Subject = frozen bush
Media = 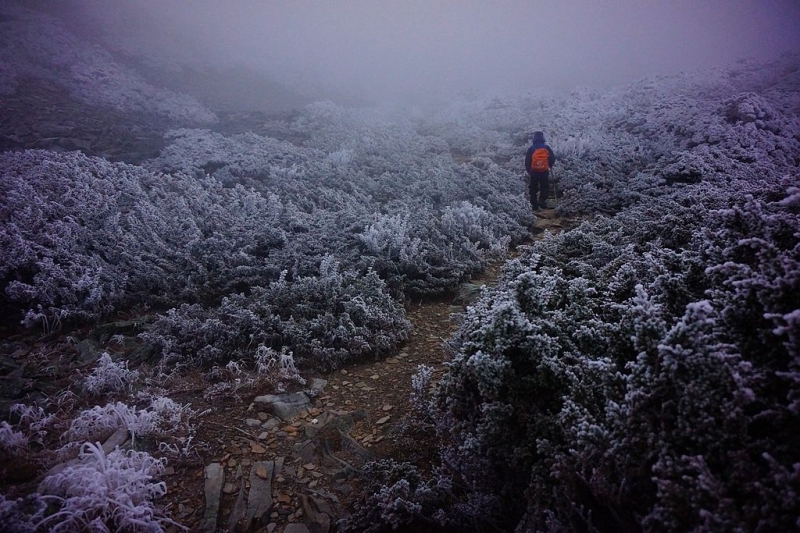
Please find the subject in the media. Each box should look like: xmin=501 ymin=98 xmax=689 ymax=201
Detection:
xmin=38 ymin=442 xmax=178 ymax=533
xmin=340 ymin=460 xmax=449 ymax=533
xmin=0 ymin=421 xmax=27 ymax=454
xmin=83 ymin=353 xmax=140 ymax=397
xmin=0 ymin=493 xmax=47 ymax=533
xmin=142 ymin=262 xmax=411 ymax=371
xmin=0 ymin=150 xmax=285 ymax=327
xmin=440 ymin=201 xmax=511 ymax=258
xmin=62 ymin=403 xmax=157 ymax=447
xmin=8 ymin=403 xmax=58 ymax=447
xmin=62 ymin=398 xmax=195 ymax=451
xmin=422 ymin=179 xmax=799 ymax=531
xmin=410 ymin=364 xmax=435 ymax=414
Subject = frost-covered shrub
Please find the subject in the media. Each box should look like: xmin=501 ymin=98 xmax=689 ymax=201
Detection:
xmin=254 ymin=345 xmax=305 ymax=385
xmin=83 ymin=353 xmax=140 ymax=397
xmin=7 ymin=403 xmax=59 ymax=448
xmin=546 ymin=53 xmax=800 ymax=217
xmin=419 ymin=178 xmax=800 ymax=531
xmin=146 ymin=128 xmax=316 ymax=180
xmin=410 ymin=364 xmax=435 ymax=415
xmin=356 ymin=210 xmax=452 ymax=295
xmin=0 ymin=421 xmax=27 ymax=454
xmin=340 ymin=460 xmax=449 ymax=533
xmin=37 ymin=442 xmax=177 ymax=533
xmin=2 ymin=92 xmax=539 ymax=333
xmin=61 ymin=403 xmax=157 ymax=447
xmin=148 ymin=115 xmax=532 ymax=297
xmin=354 ymin=190 xmax=525 ymax=296
xmin=370 ymin=62 xmax=800 ymax=529
xmin=0 ymin=396 xmax=190 ymax=531
xmin=0 ymin=150 xmax=285 ymax=327
xmin=724 ymin=92 xmax=778 ymax=128
xmin=441 ymin=201 xmax=511 ymax=257
xmin=62 ymin=398 xmax=194 ymax=451
xmin=0 ymin=493 xmax=48 ymax=533
xmin=142 ymin=261 xmax=411 ymax=371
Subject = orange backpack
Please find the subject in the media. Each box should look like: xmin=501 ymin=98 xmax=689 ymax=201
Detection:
xmin=531 ymin=148 xmax=550 ymax=172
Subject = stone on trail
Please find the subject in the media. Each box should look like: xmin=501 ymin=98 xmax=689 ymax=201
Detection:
xmin=202 ymin=463 xmax=224 ymax=533
xmin=301 ymin=493 xmax=334 ymax=533
xmin=264 ymin=418 xmax=281 ymax=430
xmin=284 ymin=524 xmax=311 ymax=533
xmin=227 ymin=465 xmax=247 ymax=532
xmin=254 ymin=391 xmax=311 ymax=420
xmin=255 ymin=463 xmax=270 ymax=479
xmin=101 ymin=427 xmax=130 ymax=454
xmin=251 ymin=443 xmax=267 ymax=454
xmin=244 ymin=460 xmax=275 ymax=531
xmin=309 ymin=377 xmax=328 ymax=392
xmin=76 ymin=338 xmax=102 ymax=364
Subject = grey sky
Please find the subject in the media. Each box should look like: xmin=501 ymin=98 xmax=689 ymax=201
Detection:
xmin=72 ymin=0 xmax=800 ymax=103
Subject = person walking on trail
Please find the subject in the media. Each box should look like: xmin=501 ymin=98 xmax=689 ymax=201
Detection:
xmin=525 ymin=131 xmax=555 ymax=210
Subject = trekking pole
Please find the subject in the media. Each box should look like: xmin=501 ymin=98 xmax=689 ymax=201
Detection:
xmin=524 ymin=172 xmax=531 ymax=205
xmin=552 ymin=167 xmax=560 ymax=208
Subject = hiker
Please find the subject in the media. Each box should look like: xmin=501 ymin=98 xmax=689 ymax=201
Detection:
xmin=524 ymin=131 xmax=555 ymax=210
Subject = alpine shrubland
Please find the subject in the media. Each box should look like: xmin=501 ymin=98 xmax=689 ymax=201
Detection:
xmin=341 ymin=54 xmax=800 ymax=532
xmin=0 ymin=5 xmax=798 ymax=529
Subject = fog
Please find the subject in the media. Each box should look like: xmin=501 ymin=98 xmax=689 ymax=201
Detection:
xmin=67 ymin=0 xmax=800 ymax=105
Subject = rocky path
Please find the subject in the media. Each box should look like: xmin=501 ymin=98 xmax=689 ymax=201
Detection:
xmin=0 ymin=207 xmax=567 ymax=533
xmin=158 ymin=208 xmax=568 ymax=533
xmin=162 ymin=288 xmax=468 ymax=533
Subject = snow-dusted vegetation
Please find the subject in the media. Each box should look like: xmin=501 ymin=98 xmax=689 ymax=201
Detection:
xmin=422 ymin=188 xmax=799 ymax=531
xmin=0 ymin=4 xmax=798 ymax=526
xmin=0 ymin=3 xmax=216 ymax=123
xmin=341 ymin=54 xmax=800 ymax=532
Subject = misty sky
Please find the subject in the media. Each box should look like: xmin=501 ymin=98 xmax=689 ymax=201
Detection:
xmin=73 ymin=0 xmax=800 ymax=102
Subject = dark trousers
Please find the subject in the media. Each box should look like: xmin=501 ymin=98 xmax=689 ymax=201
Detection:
xmin=528 ymin=171 xmax=549 ymax=208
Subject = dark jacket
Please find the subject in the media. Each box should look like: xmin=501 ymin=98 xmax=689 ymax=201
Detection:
xmin=525 ymin=140 xmax=555 ymax=173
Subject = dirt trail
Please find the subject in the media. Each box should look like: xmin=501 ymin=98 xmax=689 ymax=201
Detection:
xmin=151 ymin=208 xmax=569 ymax=532
xmin=0 ymin=210 xmax=569 ymax=533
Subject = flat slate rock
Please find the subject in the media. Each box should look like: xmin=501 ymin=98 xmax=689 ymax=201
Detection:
xmin=227 ymin=465 xmax=247 ymax=532
xmin=253 ymin=391 xmax=311 ymax=420
xmin=203 ymin=463 xmax=224 ymax=533
xmin=244 ymin=460 xmax=274 ymax=531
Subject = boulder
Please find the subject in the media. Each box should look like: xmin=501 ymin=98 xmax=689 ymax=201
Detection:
xmin=253 ymin=392 xmax=311 ymax=420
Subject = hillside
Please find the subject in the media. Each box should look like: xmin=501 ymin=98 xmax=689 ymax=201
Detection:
xmin=0 ymin=3 xmax=799 ymax=531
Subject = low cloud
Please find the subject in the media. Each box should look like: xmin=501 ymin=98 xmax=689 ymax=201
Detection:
xmin=67 ymin=0 xmax=800 ymax=103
